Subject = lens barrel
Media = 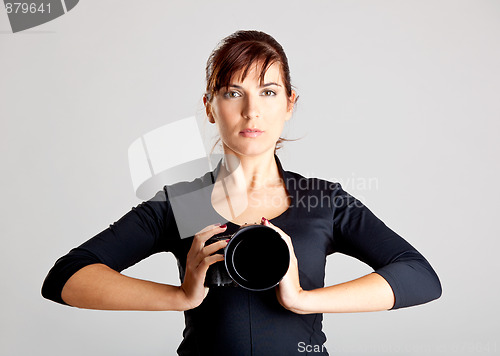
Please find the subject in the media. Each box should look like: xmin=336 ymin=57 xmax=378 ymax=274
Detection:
xmin=205 ymin=225 xmax=290 ymax=291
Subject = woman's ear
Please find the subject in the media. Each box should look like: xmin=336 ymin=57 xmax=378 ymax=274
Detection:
xmin=203 ymin=95 xmax=215 ymax=123
xmin=287 ymin=90 xmax=297 ymax=113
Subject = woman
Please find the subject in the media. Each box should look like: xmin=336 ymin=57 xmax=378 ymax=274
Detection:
xmin=42 ymin=30 xmax=441 ymax=355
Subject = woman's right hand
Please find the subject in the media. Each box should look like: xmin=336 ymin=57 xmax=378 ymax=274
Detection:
xmin=179 ymin=223 xmax=228 ymax=310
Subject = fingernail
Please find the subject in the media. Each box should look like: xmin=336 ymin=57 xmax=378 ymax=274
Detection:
xmin=220 ymin=224 xmax=227 ymax=228
xmin=261 ymin=217 xmax=266 ymax=224
xmin=226 ymin=239 xmax=230 ymax=243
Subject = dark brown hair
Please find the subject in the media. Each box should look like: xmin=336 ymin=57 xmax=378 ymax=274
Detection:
xmin=205 ymin=30 xmax=298 ymax=153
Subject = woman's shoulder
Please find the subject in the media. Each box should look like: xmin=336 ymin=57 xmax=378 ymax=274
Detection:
xmin=160 ymin=170 xmax=222 ymax=239
xmin=282 ymin=168 xmax=343 ymax=195
xmin=276 ymin=155 xmax=342 ymax=195
xmin=161 ymin=170 xmax=214 ymax=199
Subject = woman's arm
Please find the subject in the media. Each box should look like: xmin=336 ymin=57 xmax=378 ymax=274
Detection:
xmin=264 ymin=219 xmax=394 ymax=314
xmin=41 ymin=187 xmax=229 ymax=311
xmin=263 ymin=183 xmax=442 ymax=314
xmin=278 ymin=271 xmax=395 ymax=314
xmin=60 ymin=263 xmax=188 ymax=311
xmin=57 ymin=224 xmax=229 ymax=311
xmin=42 ymin=189 xmax=173 ymax=306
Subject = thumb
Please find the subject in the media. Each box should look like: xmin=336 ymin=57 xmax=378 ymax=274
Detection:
xmin=261 ymin=217 xmax=294 ymax=254
xmin=261 ymin=217 xmax=282 ymax=235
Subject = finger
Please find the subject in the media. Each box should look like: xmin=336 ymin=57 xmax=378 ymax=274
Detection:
xmin=193 ymin=239 xmax=228 ymax=266
xmin=192 ymin=224 xmax=228 ymax=251
xmin=199 ymin=223 xmax=224 ymax=234
xmin=203 ymin=239 xmax=229 ymax=257
xmin=196 ymin=223 xmax=228 ymax=241
xmin=197 ymin=253 xmax=225 ymax=274
xmin=261 ymin=217 xmax=286 ymax=235
xmin=261 ymin=217 xmax=295 ymax=253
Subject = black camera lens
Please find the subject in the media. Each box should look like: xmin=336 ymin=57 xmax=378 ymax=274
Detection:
xmin=204 ymin=224 xmax=290 ymax=291
xmin=225 ymin=225 xmax=290 ymax=291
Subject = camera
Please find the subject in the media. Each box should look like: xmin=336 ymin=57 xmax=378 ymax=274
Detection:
xmin=205 ymin=224 xmax=290 ymax=291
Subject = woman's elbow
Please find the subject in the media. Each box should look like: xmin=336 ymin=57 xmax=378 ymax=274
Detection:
xmin=41 ymin=272 xmax=67 ymax=305
xmin=427 ymin=267 xmax=442 ymax=302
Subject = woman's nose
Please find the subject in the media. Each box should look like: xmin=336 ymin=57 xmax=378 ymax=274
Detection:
xmin=242 ymin=95 xmax=260 ymax=120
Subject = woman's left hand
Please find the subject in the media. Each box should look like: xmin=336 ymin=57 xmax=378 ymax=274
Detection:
xmin=261 ymin=217 xmax=304 ymax=313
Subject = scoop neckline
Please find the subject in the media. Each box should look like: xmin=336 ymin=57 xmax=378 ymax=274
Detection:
xmin=209 ymin=155 xmax=293 ymax=228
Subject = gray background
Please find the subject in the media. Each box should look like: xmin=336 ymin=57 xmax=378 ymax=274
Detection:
xmin=1 ymin=1 xmax=499 ymax=355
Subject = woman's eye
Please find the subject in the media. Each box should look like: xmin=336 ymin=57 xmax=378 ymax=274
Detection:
xmin=262 ymin=90 xmax=276 ymax=96
xmin=224 ymin=91 xmax=241 ymax=98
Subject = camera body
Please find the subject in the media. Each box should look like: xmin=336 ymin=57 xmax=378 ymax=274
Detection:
xmin=205 ymin=224 xmax=290 ymax=291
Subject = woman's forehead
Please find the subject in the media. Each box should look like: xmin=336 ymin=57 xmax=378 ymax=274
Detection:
xmin=230 ymin=61 xmax=283 ymax=85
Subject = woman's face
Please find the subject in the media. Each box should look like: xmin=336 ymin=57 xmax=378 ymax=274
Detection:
xmin=206 ymin=62 xmax=295 ymax=158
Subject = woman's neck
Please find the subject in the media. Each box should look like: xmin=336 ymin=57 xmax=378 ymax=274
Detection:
xmin=220 ymin=151 xmax=282 ymax=192
xmin=211 ymin=149 xmax=288 ymax=223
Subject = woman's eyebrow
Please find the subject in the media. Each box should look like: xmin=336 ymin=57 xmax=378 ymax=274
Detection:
xmin=262 ymin=82 xmax=281 ymax=88
xmin=228 ymin=82 xmax=282 ymax=88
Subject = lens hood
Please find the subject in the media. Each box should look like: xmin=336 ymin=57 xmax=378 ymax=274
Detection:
xmin=207 ymin=224 xmax=290 ymax=291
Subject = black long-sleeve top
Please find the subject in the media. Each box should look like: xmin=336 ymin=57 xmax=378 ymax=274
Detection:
xmin=42 ymin=155 xmax=441 ymax=355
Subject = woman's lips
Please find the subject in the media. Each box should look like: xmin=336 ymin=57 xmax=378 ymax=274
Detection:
xmin=239 ymin=129 xmax=263 ymax=138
